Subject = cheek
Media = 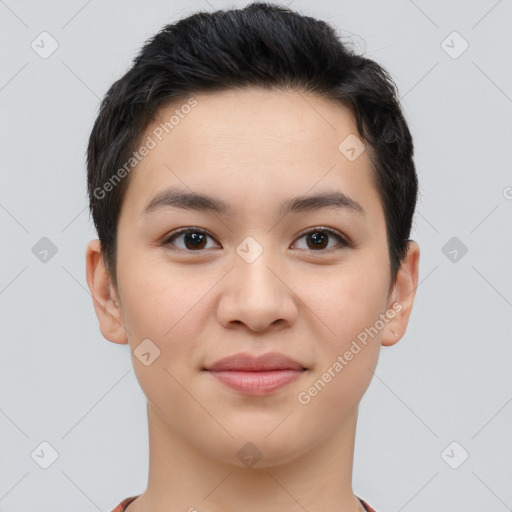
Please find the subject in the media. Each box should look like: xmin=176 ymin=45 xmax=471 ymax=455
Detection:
xmin=292 ymin=263 xmax=387 ymax=408
xmin=296 ymin=264 xmax=389 ymax=345
xmin=116 ymin=269 xmax=184 ymax=381
xmin=295 ymin=271 xmax=385 ymax=422
xmin=119 ymin=250 xmax=203 ymax=337
xmin=119 ymin=266 xmax=208 ymax=411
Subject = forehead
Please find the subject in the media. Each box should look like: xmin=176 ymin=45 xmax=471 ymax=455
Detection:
xmin=121 ymin=87 xmax=382 ymax=225
xmin=149 ymin=88 xmax=361 ymax=168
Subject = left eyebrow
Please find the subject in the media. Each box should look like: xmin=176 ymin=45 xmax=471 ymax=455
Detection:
xmin=279 ymin=190 xmax=365 ymax=217
xmin=142 ymin=186 xmax=365 ymax=218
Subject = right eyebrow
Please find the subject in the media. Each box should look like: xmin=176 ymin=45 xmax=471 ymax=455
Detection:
xmin=143 ymin=187 xmax=233 ymax=217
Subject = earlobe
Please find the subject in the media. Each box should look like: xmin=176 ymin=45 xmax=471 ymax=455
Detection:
xmin=381 ymin=240 xmax=420 ymax=347
xmin=85 ymin=239 xmax=129 ymax=345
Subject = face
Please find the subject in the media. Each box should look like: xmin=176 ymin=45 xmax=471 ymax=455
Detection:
xmin=88 ymin=87 xmax=417 ymax=468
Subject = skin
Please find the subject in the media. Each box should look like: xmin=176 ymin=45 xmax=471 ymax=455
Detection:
xmin=86 ymin=87 xmax=420 ymax=512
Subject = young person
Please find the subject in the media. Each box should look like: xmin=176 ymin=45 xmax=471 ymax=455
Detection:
xmin=85 ymin=3 xmax=420 ymax=511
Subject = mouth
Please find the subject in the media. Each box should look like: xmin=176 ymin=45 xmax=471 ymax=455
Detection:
xmin=203 ymin=352 xmax=308 ymax=395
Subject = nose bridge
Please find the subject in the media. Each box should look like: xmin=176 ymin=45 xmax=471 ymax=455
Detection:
xmin=234 ymin=235 xmax=282 ymax=305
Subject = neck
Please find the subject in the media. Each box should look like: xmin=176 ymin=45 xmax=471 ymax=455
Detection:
xmin=128 ymin=402 xmax=365 ymax=512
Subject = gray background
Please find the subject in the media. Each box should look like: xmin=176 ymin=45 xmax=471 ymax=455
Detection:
xmin=1 ymin=0 xmax=511 ymax=510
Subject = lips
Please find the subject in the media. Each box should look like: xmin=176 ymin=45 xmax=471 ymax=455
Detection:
xmin=204 ymin=352 xmax=307 ymax=372
xmin=203 ymin=352 xmax=308 ymax=395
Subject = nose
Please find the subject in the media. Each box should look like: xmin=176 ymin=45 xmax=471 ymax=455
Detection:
xmin=216 ymin=249 xmax=299 ymax=333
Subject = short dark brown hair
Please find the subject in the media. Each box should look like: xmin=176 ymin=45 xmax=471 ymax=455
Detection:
xmin=87 ymin=1 xmax=418 ymax=289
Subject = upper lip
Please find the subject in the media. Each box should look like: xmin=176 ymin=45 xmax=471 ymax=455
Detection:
xmin=204 ymin=352 xmax=307 ymax=372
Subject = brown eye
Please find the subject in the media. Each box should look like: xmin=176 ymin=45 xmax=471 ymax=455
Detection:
xmin=163 ymin=228 xmax=219 ymax=251
xmin=162 ymin=226 xmax=350 ymax=253
xmin=293 ymin=227 xmax=350 ymax=252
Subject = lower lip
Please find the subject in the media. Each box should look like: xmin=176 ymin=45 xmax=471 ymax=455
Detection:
xmin=206 ymin=370 xmax=305 ymax=395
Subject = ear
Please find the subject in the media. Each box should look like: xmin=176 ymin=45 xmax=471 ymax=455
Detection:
xmin=85 ymin=239 xmax=128 ymax=344
xmin=381 ymin=240 xmax=420 ymax=347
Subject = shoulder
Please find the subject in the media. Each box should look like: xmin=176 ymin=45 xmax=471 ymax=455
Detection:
xmin=358 ymin=497 xmax=379 ymax=512
xmin=110 ymin=495 xmax=139 ymax=512
xmin=111 ymin=495 xmax=376 ymax=512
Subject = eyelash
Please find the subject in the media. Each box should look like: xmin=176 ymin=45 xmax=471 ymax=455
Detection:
xmin=162 ymin=226 xmax=351 ymax=254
